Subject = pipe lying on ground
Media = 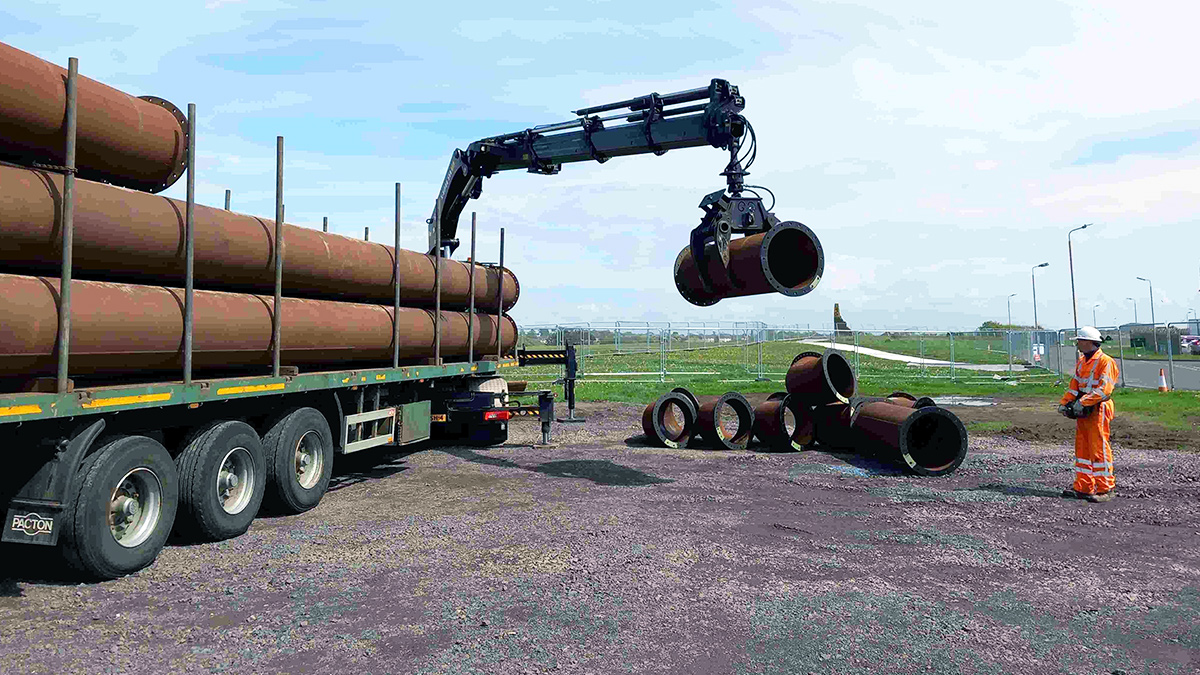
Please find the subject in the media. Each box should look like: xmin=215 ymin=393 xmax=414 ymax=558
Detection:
xmin=0 ymin=272 xmax=516 ymax=379
xmin=885 ymin=393 xmax=937 ymax=409
xmin=694 ymin=392 xmax=754 ymax=450
xmin=785 ymin=350 xmax=856 ymax=406
xmin=811 ymin=402 xmax=854 ymax=449
xmin=641 ymin=392 xmax=698 ymax=448
xmin=752 ymin=392 xmax=813 ymax=451
xmin=673 ymin=221 xmax=823 ymax=306
xmin=0 ymin=41 xmax=187 ymax=192
xmin=0 ymin=164 xmax=520 ymax=312
xmin=852 ymin=402 xmax=967 ymax=477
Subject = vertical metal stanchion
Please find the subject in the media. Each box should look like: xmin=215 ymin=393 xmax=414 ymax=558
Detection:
xmin=55 ymin=57 xmax=79 ymax=394
xmin=467 ymin=212 xmax=476 ymax=365
xmin=223 ymin=189 xmax=231 ymax=211
xmin=497 ymin=227 xmax=505 ymax=363
xmin=854 ymin=330 xmax=860 ymax=376
xmin=183 ymin=103 xmax=197 ymax=385
xmin=322 ymin=216 xmax=328 ymax=233
xmin=1118 ymin=330 xmax=1126 ymax=388
xmin=1007 ymin=330 xmax=1013 ymax=376
xmin=1167 ymin=323 xmax=1175 ymax=390
xmin=950 ymin=332 xmax=956 ymax=382
xmin=364 ymin=226 xmax=370 ymax=242
xmin=433 ymin=226 xmax=442 ymax=366
xmin=272 ymin=136 xmax=284 ymax=377
xmin=392 ymin=183 xmax=401 ymax=369
xmin=920 ymin=336 xmax=926 ymax=378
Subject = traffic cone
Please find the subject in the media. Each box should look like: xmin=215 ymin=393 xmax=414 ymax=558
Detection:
xmin=1158 ymin=368 xmax=1169 ymax=392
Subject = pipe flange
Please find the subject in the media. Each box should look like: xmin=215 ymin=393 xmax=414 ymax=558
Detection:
xmin=758 ymin=221 xmax=823 ymax=297
xmin=504 ymin=267 xmax=521 ymax=312
xmin=137 ymin=95 xmax=189 ymax=193
xmin=674 ymin=248 xmax=719 ymax=307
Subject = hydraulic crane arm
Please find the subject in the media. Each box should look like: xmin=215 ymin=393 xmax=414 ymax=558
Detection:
xmin=427 ymin=78 xmax=824 ymax=306
xmin=427 ymin=78 xmax=745 ymax=253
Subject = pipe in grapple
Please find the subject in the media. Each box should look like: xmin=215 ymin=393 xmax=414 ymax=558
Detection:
xmin=0 ymin=164 xmax=519 ymax=312
xmin=0 ymin=273 xmax=516 ymax=380
xmin=673 ymin=222 xmax=823 ymax=306
xmin=0 ymin=41 xmax=187 ymax=192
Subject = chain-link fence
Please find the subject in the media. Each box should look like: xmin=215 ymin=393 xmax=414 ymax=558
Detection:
xmin=512 ymin=320 xmax=1200 ymax=391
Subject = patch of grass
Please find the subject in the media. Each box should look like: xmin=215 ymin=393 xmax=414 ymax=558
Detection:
xmin=966 ymin=420 xmax=1015 ymax=434
xmin=855 ymin=334 xmax=1019 ymax=365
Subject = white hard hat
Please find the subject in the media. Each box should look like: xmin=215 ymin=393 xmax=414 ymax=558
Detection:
xmin=1075 ymin=326 xmax=1102 ymax=342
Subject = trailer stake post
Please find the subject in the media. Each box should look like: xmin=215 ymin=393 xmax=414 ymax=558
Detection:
xmin=183 ymin=103 xmax=197 ymax=385
xmin=224 ymin=189 xmax=231 ymax=211
xmin=364 ymin=226 xmax=370 ymax=242
xmin=322 ymin=216 xmax=328 ymax=233
xmin=393 ymin=183 xmax=401 ymax=369
xmin=497 ymin=227 xmax=505 ymax=363
xmin=468 ymin=212 xmax=476 ymax=366
xmin=434 ymin=224 xmax=442 ymax=366
xmin=55 ymin=57 xmax=79 ymax=395
xmin=272 ymin=136 xmax=284 ymax=378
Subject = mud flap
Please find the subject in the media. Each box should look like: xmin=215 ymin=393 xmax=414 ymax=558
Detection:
xmin=2 ymin=419 xmax=106 ymax=546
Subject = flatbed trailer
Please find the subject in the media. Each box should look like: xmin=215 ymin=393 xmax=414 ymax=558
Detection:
xmin=1 ymin=358 xmax=554 ymax=580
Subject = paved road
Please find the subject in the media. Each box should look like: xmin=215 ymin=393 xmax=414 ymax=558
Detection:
xmin=799 ymin=341 xmax=1030 ymax=372
xmin=1043 ymin=345 xmax=1200 ymax=391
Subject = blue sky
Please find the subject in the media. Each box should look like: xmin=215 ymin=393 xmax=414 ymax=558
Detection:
xmin=5 ymin=1 xmax=1200 ymax=330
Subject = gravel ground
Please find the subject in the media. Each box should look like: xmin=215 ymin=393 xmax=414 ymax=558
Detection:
xmin=1 ymin=401 xmax=1198 ymax=674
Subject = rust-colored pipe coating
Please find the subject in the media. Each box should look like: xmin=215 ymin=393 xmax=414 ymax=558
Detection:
xmin=752 ymin=392 xmax=813 ymax=451
xmin=785 ymin=350 xmax=856 ymax=406
xmin=673 ymin=221 xmax=823 ymax=307
xmin=852 ymin=402 xmax=967 ymax=477
xmin=641 ymin=392 xmax=697 ymax=449
xmin=0 ymin=272 xmax=517 ymax=379
xmin=0 ymin=164 xmax=519 ymax=312
xmin=0 ymin=41 xmax=187 ymax=192
xmin=694 ymin=392 xmax=754 ymax=450
xmin=810 ymin=402 xmax=854 ymax=449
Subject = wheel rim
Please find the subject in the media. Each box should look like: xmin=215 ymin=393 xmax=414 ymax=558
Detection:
xmin=294 ymin=430 xmax=323 ymax=490
xmin=109 ymin=468 xmax=163 ymax=548
xmin=217 ymin=446 xmax=256 ymax=515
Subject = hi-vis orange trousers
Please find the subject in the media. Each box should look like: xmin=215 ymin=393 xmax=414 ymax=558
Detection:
xmin=1073 ymin=400 xmax=1115 ymax=495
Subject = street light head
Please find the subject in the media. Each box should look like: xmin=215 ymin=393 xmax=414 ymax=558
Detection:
xmin=1137 ymin=276 xmax=1147 ymax=282
xmin=1009 ymin=293 xmax=1017 ymax=298
xmin=1037 ymin=262 xmax=1049 ymax=268
xmin=1082 ymin=223 xmax=1091 ymax=229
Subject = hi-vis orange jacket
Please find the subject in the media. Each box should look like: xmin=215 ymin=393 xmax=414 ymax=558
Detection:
xmin=1059 ymin=349 xmax=1118 ymax=407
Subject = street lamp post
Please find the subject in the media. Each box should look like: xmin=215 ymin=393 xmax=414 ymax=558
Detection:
xmin=1068 ymin=224 xmax=1091 ymax=333
xmin=1031 ymin=262 xmax=1049 ymax=328
xmin=1126 ymin=297 xmax=1138 ymax=324
xmin=1007 ymin=293 xmax=1016 ymax=375
xmin=1092 ymin=303 xmax=1099 ymax=327
xmin=1136 ymin=276 xmax=1157 ymax=353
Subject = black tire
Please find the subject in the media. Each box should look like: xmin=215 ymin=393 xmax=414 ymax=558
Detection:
xmin=175 ymin=421 xmax=265 ymax=541
xmin=262 ymin=407 xmax=334 ymax=514
xmin=61 ymin=436 xmax=179 ymax=580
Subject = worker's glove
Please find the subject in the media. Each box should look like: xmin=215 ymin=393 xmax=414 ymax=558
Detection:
xmin=1057 ymin=404 xmax=1069 ymax=417
xmin=1071 ymin=400 xmax=1087 ymax=418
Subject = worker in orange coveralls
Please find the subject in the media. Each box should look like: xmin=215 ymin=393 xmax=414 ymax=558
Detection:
xmin=1057 ymin=326 xmax=1119 ymax=503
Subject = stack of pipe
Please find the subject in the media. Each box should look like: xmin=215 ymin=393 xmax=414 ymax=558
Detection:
xmin=639 ymin=387 xmax=810 ymax=452
xmin=784 ymin=348 xmax=968 ymax=476
xmin=0 ymin=41 xmax=519 ymax=384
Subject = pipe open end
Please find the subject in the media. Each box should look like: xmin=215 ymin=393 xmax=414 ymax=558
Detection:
xmin=899 ymin=407 xmax=968 ymax=476
xmin=643 ymin=392 xmax=697 ymax=448
xmin=761 ymin=222 xmax=823 ymax=297
xmin=823 ymin=351 xmax=857 ymax=402
xmin=713 ymin=393 xmax=754 ymax=449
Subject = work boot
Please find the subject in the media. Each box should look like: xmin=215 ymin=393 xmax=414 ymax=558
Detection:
xmin=1061 ymin=488 xmax=1082 ymax=499
xmin=1085 ymin=492 xmax=1114 ymax=503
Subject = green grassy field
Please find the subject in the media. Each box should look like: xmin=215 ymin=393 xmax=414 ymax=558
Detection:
xmin=507 ymin=340 xmax=1200 ymax=433
xmin=855 ymin=333 xmax=1020 ymax=365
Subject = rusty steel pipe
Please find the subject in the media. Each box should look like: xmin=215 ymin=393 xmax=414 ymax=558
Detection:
xmin=0 ymin=41 xmax=187 ymax=192
xmin=0 ymin=272 xmax=517 ymax=380
xmin=810 ymin=402 xmax=854 ymax=449
xmin=885 ymin=393 xmax=937 ymax=409
xmin=751 ymin=392 xmax=813 ymax=451
xmin=852 ymin=402 xmax=968 ymax=477
xmin=0 ymin=164 xmax=519 ymax=312
xmin=785 ymin=350 xmax=856 ymax=406
xmin=673 ymin=221 xmax=823 ymax=306
xmin=641 ymin=391 xmax=698 ymax=449
xmin=694 ymin=392 xmax=754 ymax=450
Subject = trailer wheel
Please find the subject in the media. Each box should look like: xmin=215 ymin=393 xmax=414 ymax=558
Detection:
xmin=262 ymin=407 xmax=333 ymax=514
xmin=175 ymin=421 xmax=265 ymax=541
xmin=61 ymin=436 xmax=179 ymax=580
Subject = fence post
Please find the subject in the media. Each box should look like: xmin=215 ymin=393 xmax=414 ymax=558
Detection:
xmin=660 ymin=330 xmax=667 ymax=383
xmin=1007 ymin=330 xmax=1012 ymax=376
xmin=854 ymin=330 xmax=860 ymax=375
xmin=1167 ymin=322 xmax=1175 ymax=390
xmin=1118 ymin=327 xmax=1126 ymax=388
xmin=950 ymin=332 xmax=956 ymax=382
xmin=920 ymin=336 xmax=926 ymax=378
